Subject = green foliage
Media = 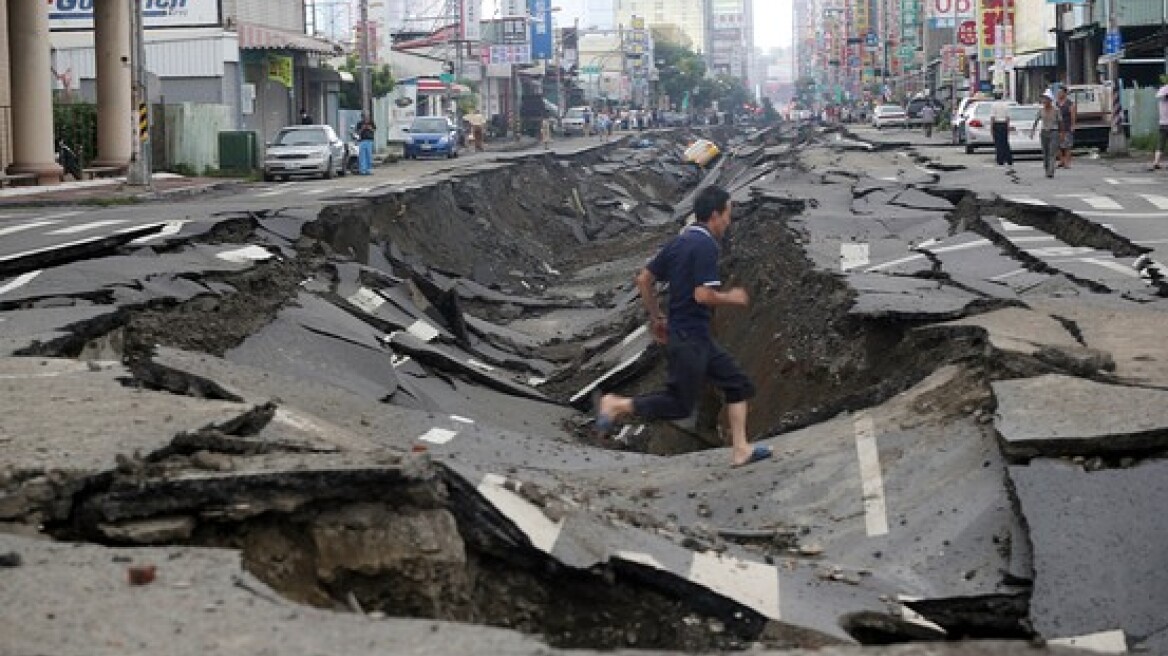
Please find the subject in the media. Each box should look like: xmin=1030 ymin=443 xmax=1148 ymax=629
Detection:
xmin=1129 ymin=133 xmax=1157 ymax=152
xmin=761 ymin=97 xmax=779 ymax=123
xmin=53 ymin=103 xmax=98 ymax=166
xmin=694 ymin=75 xmax=750 ymax=113
xmin=655 ymin=41 xmax=707 ymax=110
xmin=333 ymin=57 xmax=394 ymax=110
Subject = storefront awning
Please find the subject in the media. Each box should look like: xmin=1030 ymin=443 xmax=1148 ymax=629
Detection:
xmin=236 ymin=22 xmax=340 ymax=54
xmin=1014 ymin=49 xmax=1058 ymax=69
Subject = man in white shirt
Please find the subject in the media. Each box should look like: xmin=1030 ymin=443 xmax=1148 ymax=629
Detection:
xmin=1150 ymin=80 xmax=1168 ymax=171
xmin=990 ymin=94 xmax=1013 ymax=167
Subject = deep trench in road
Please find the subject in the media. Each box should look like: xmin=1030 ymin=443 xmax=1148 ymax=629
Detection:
xmin=12 ymin=127 xmax=1144 ymax=651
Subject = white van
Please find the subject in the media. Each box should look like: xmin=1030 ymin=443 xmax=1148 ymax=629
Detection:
xmin=561 ymin=106 xmax=591 ymax=135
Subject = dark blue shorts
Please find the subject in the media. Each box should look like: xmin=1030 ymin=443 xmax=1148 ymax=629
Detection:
xmin=632 ymin=331 xmax=755 ymax=420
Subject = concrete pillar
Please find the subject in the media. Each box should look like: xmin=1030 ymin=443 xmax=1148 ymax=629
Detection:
xmin=5 ymin=0 xmax=62 ymax=184
xmin=93 ymin=0 xmax=132 ymax=171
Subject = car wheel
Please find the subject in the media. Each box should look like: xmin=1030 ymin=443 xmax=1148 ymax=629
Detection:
xmin=323 ymin=158 xmax=334 ymax=180
xmin=263 ymin=172 xmax=274 ymax=182
xmin=965 ymin=144 xmax=974 ymax=154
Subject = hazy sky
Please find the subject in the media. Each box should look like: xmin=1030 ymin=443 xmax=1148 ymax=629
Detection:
xmin=486 ymin=0 xmax=793 ymax=50
xmin=753 ymin=0 xmax=793 ymax=50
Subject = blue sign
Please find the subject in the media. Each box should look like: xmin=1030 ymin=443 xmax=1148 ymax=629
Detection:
xmin=1104 ymin=31 xmax=1122 ymax=55
xmin=528 ymin=0 xmax=553 ymax=60
xmin=865 ymin=32 xmax=878 ymax=48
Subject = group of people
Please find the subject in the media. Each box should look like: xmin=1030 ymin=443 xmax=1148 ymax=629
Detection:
xmin=989 ymin=86 xmax=1077 ymax=173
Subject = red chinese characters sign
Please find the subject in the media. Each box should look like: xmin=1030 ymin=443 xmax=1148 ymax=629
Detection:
xmin=977 ymin=0 xmax=1014 ymax=61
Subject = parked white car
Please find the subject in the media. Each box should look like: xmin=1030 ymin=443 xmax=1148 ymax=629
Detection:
xmin=963 ymin=100 xmax=1022 ymax=153
xmin=871 ymin=104 xmax=907 ymax=129
xmin=263 ymin=125 xmax=347 ymax=182
xmin=561 ymin=106 xmax=591 ymax=135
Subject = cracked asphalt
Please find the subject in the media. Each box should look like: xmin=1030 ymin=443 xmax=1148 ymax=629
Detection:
xmin=1 ymin=123 xmax=1165 ymax=655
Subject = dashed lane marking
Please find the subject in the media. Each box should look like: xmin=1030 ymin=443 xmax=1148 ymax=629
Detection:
xmin=215 ymin=245 xmax=273 ymax=263
xmin=1072 ymin=195 xmax=1124 ymax=211
xmin=1003 ymin=196 xmax=1047 ymax=206
xmin=840 ymin=242 xmax=870 ymax=271
xmin=450 ymin=415 xmax=475 ymax=425
xmin=998 ymin=219 xmax=1029 ymax=231
xmin=990 ymin=268 xmax=1030 ymax=281
xmin=418 ymin=427 xmax=458 ymax=445
xmin=476 ymin=473 xmax=564 ymax=553
xmin=0 ymin=219 xmax=65 ymax=237
xmin=129 ymin=220 xmax=186 ymax=245
xmin=688 ymin=550 xmax=782 ymax=620
xmin=854 ymin=416 xmax=889 ymax=537
xmin=1138 ymin=193 xmax=1168 ymax=210
xmin=302 ymin=188 xmax=331 ymax=195
xmin=0 ymin=270 xmax=41 ymax=296
xmin=1104 ymin=177 xmax=1157 ymax=185
xmin=1072 ymin=257 xmax=1142 ymax=278
xmin=45 ymin=219 xmax=129 ymax=235
xmin=1049 ymin=630 xmax=1128 ymax=654
xmin=346 ymin=287 xmax=385 ymax=314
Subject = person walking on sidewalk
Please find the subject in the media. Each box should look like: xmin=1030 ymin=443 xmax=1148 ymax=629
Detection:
xmin=1030 ymin=91 xmax=1061 ymax=178
xmin=1055 ymin=86 xmax=1076 ymax=169
xmin=356 ymin=113 xmax=376 ymax=175
xmin=595 ymin=185 xmax=771 ymax=469
xmin=1149 ymin=80 xmax=1168 ymax=171
xmin=920 ymin=103 xmax=936 ymax=138
xmin=990 ymin=94 xmax=1014 ymax=168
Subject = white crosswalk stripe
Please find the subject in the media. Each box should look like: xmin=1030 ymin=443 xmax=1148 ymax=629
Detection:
xmin=1137 ymin=194 xmax=1168 ymax=210
xmin=0 ymin=219 xmax=63 ymax=237
xmin=1003 ymin=196 xmax=1047 ymax=206
xmin=1077 ymin=195 xmax=1123 ymax=210
xmin=45 ymin=219 xmax=129 ymax=235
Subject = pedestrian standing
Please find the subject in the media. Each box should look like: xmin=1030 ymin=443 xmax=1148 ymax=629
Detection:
xmin=540 ymin=116 xmax=552 ymax=150
xmin=299 ymin=108 xmax=314 ymax=125
xmin=1055 ymin=87 xmax=1076 ymax=168
xmin=990 ymin=95 xmax=1013 ymax=168
xmin=1030 ymin=91 xmax=1061 ymax=178
xmin=583 ymin=107 xmax=593 ymax=137
xmin=920 ymin=103 xmax=936 ymax=138
xmin=595 ymin=185 xmax=770 ymax=469
xmin=356 ymin=113 xmax=376 ymax=175
xmin=1149 ymin=81 xmax=1168 ymax=171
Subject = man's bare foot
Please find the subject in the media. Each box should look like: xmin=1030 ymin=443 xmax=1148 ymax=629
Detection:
xmin=731 ymin=444 xmax=773 ymax=468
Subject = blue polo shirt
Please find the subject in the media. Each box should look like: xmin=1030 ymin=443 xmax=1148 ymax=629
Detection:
xmin=645 ymin=224 xmax=720 ymax=339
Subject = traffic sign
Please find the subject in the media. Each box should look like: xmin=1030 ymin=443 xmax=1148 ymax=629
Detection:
xmin=957 ymin=20 xmax=977 ymax=46
xmin=865 ymin=32 xmax=878 ymax=48
xmin=439 ymin=73 xmax=454 ymax=83
xmin=581 ymin=65 xmax=601 ymax=74
xmin=1104 ymin=31 xmax=1122 ymax=55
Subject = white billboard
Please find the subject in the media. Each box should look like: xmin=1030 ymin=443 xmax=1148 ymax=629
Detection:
xmin=461 ymin=0 xmax=482 ymax=41
xmin=49 ymin=0 xmax=222 ymax=31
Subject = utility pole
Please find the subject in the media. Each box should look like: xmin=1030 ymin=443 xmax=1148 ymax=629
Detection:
xmin=1105 ymin=0 xmax=1128 ymax=154
xmin=127 ymin=0 xmax=151 ymax=187
xmin=360 ymin=0 xmax=372 ymax=118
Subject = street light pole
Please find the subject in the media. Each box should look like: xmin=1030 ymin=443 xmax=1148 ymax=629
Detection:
xmin=359 ymin=0 xmax=371 ymax=118
xmin=127 ymin=0 xmax=151 ymax=187
xmin=1105 ymin=0 xmax=1128 ymax=154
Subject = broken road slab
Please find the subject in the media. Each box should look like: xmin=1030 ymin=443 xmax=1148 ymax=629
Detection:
xmin=993 ymin=374 xmax=1168 ymax=458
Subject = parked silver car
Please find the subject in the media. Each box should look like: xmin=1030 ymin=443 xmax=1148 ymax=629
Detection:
xmin=263 ymin=125 xmax=347 ymax=181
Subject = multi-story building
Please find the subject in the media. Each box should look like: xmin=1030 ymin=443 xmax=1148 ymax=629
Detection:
xmin=706 ymin=0 xmax=753 ymax=83
xmin=614 ymin=0 xmax=706 ymax=54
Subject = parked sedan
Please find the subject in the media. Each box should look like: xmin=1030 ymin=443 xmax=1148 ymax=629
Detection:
xmin=403 ymin=116 xmax=460 ymax=159
xmin=963 ymin=100 xmax=1021 ymax=153
xmin=871 ymin=104 xmax=907 ymax=129
xmin=263 ymin=125 xmax=347 ymax=181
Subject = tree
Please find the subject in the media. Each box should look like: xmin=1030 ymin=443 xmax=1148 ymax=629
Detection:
xmin=654 ymin=41 xmax=706 ymax=110
xmin=693 ymin=74 xmax=749 ymax=114
xmin=333 ymin=55 xmax=394 ymax=110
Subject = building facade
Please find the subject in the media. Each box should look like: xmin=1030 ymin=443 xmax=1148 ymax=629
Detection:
xmin=614 ymin=0 xmax=705 ymax=53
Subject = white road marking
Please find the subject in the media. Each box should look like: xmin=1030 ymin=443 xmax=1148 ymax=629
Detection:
xmin=998 ymin=219 xmax=1029 ymax=232
xmin=477 ymin=473 xmax=564 ymax=553
xmin=129 ymin=220 xmax=186 ymax=244
xmin=1049 ymin=630 xmax=1127 ymax=654
xmin=347 ymin=287 xmax=386 ymax=314
xmin=688 ymin=550 xmax=782 ymax=620
xmin=418 ymin=427 xmax=458 ymax=445
xmin=618 ymin=324 xmax=648 ymax=347
xmin=896 ymin=595 xmax=948 ymax=634
xmin=0 ymin=270 xmax=41 ymax=296
xmin=1078 ymin=210 xmax=1168 ymax=218
xmin=1076 ymin=257 xmax=1142 ymax=277
xmin=466 ymin=358 xmax=495 ymax=373
xmin=614 ymin=550 xmax=665 ymax=569
xmin=990 ymin=268 xmax=1030 ymax=281
xmin=45 ymin=219 xmax=129 ymax=235
xmin=569 ymin=353 xmax=642 ymax=404
xmin=254 ymin=183 xmax=296 ymax=198
xmin=449 ymin=415 xmax=475 ymax=425
xmin=215 ymin=245 xmax=273 ymax=263
xmin=1104 ymin=177 xmax=1156 ymax=185
xmin=1138 ymin=193 xmax=1168 ymax=210
xmin=1075 ymin=195 xmax=1123 ymax=210
xmin=840 ymin=242 xmax=870 ymax=271
xmin=0 ymin=219 xmax=63 ymax=237
xmin=854 ymin=416 xmax=889 ymax=537
xmin=865 ymin=238 xmax=992 ymax=273
xmin=1003 ymin=196 xmax=1047 ymax=206
xmin=1024 ymin=246 xmax=1096 ymax=258
xmin=407 ymin=319 xmax=440 ymax=342
xmin=302 ymin=188 xmax=331 ymax=195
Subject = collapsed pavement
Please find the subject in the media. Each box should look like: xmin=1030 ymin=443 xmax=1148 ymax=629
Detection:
xmin=1 ymin=124 xmax=1165 ymax=655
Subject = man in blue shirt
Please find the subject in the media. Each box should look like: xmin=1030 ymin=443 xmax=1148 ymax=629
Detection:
xmin=596 ymin=185 xmax=770 ymax=467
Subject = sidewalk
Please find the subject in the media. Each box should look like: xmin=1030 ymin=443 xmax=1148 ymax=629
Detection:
xmin=0 ymin=172 xmax=237 ymax=208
